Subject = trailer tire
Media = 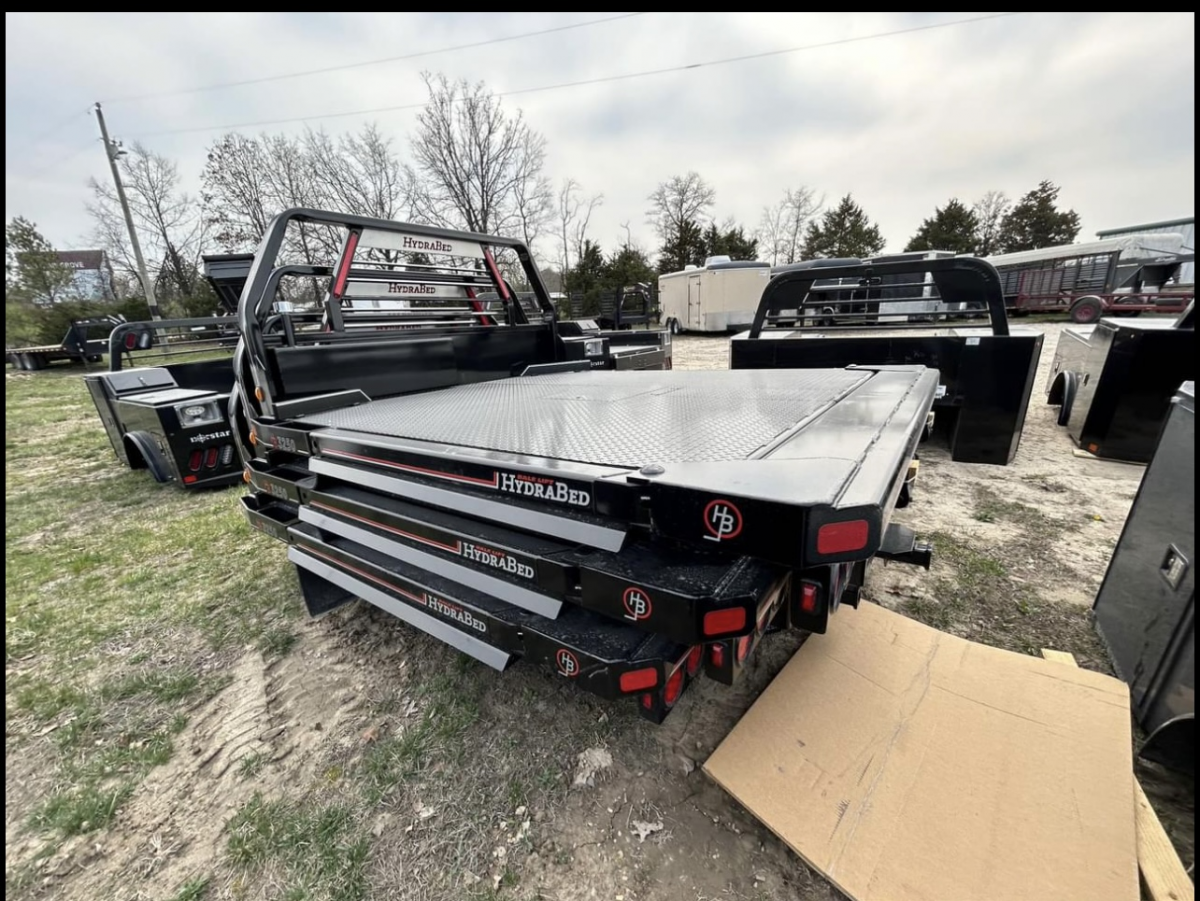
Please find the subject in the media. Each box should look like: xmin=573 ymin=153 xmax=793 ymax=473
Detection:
xmin=123 ymin=431 xmax=173 ymax=483
xmin=669 ymin=318 xmax=682 ymax=335
xmin=1048 ymin=371 xmax=1077 ymax=426
xmin=24 ymin=353 xmax=47 ymax=371
xmin=1070 ymin=296 xmax=1103 ymax=324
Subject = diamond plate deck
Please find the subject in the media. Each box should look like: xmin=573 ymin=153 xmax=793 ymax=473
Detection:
xmin=298 ymin=369 xmax=869 ymax=468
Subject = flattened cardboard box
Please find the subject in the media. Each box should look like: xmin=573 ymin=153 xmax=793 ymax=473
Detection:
xmin=704 ymin=602 xmax=1137 ymax=901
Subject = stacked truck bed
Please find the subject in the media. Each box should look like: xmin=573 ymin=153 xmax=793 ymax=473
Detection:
xmin=234 ymin=210 xmax=939 ymax=720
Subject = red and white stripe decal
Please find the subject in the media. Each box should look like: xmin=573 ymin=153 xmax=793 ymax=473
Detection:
xmin=303 ymin=545 xmax=426 ymax=607
xmin=321 ymin=448 xmax=499 ymax=488
xmin=309 ymin=500 xmax=462 ymax=554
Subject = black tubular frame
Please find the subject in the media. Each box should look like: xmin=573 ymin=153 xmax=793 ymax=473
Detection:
xmin=236 ymin=209 xmax=559 ymax=418
xmin=747 ymin=256 xmax=1011 ymax=339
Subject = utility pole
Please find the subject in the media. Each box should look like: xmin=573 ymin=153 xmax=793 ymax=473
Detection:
xmin=94 ymin=102 xmax=160 ymax=319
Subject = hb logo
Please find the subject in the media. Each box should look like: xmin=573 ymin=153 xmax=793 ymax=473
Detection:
xmin=622 ymin=587 xmax=653 ymax=622
xmin=703 ymin=499 xmax=744 ymax=542
xmin=555 ymin=649 xmax=580 ymax=678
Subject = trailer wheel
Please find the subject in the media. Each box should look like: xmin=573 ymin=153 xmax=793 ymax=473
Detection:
xmin=24 ymin=353 xmax=47 ymax=371
xmin=669 ymin=318 xmax=682 ymax=336
xmin=1069 ymin=296 xmax=1103 ymax=324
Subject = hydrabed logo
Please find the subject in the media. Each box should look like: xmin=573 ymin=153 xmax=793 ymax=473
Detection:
xmin=555 ymin=649 xmax=580 ymax=677
xmin=622 ymin=587 xmax=652 ymax=622
xmin=460 ymin=541 xmax=535 ymax=580
xmin=386 ymin=283 xmax=437 ymax=294
xmin=703 ymin=499 xmax=744 ymax=543
xmin=402 ymin=235 xmax=454 ymax=254
xmin=423 ymin=593 xmax=487 ymax=633
xmin=497 ymin=472 xmax=590 ymax=508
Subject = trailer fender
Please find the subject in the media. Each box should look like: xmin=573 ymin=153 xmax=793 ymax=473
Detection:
xmin=123 ymin=431 xmax=173 ymax=483
xmin=1047 ymin=370 xmax=1078 ymax=426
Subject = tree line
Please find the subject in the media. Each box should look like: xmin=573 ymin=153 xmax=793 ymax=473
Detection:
xmin=7 ymin=71 xmax=1083 ymax=326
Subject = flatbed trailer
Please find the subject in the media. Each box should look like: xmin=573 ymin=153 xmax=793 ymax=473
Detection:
xmin=7 ymin=315 xmax=124 ymax=370
xmin=234 ymin=209 xmax=937 ymax=720
xmin=730 ymin=256 xmax=1042 ymax=465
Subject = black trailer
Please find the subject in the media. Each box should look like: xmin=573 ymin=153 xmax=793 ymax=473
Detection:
xmin=1093 ymin=381 xmax=1194 ymax=773
xmin=729 ymin=256 xmax=1043 ymax=465
xmin=1047 ymin=303 xmax=1194 ymax=462
xmin=7 ymin=315 xmax=124 ymax=371
xmin=569 ymin=283 xmax=658 ymax=330
xmin=233 ymin=209 xmax=938 ymax=720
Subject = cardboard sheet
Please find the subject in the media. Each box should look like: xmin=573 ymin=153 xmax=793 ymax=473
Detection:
xmin=704 ymin=602 xmax=1137 ymax=901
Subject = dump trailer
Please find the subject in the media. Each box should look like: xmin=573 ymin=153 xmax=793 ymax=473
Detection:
xmin=1047 ymin=302 xmax=1194 ymax=462
xmin=233 ymin=209 xmax=938 ymax=721
xmin=730 ymin=256 xmax=1043 ymax=466
xmin=7 ymin=315 xmax=124 ymax=371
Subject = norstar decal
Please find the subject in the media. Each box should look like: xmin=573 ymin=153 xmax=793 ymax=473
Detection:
xmin=497 ymin=472 xmax=590 ymax=508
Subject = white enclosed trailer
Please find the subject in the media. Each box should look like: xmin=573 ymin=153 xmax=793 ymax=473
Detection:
xmin=658 ymin=257 xmax=771 ymax=333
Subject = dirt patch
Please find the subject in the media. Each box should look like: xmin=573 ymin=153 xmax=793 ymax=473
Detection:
xmin=14 ymin=627 xmax=368 ymax=900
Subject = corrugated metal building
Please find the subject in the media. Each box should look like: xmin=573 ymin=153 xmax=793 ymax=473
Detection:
xmin=1097 ymin=217 xmax=1194 ymax=286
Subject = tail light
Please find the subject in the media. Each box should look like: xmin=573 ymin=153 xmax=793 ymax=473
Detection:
xmin=663 ymin=666 xmax=685 ymax=706
xmin=203 ymin=448 xmax=219 ymax=469
xmin=220 ymin=445 xmax=234 ymax=466
xmin=619 ymin=667 xmax=658 ymax=693
xmin=800 ymin=581 xmax=820 ymax=613
xmin=710 ymin=644 xmax=726 ymax=669
xmin=817 ymin=520 xmax=870 ymax=554
xmin=703 ymin=607 xmax=746 ymax=637
xmin=188 ymin=451 xmax=202 ymax=472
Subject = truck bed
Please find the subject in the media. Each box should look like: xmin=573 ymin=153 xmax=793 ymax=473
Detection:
xmin=285 ymin=367 xmax=938 ymax=569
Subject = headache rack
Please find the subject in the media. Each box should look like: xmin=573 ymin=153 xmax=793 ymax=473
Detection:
xmin=234 ymin=209 xmax=936 ymax=721
xmin=732 ymin=255 xmax=1044 ymax=466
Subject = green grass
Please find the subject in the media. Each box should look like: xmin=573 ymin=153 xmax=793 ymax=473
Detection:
xmin=5 ymin=366 xmax=302 ymax=846
xmin=227 ymin=794 xmax=369 ymax=901
xmin=169 ymin=877 xmax=212 ymax=901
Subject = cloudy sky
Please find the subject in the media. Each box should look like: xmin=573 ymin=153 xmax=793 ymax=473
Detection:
xmin=5 ymin=12 xmax=1195 ymax=263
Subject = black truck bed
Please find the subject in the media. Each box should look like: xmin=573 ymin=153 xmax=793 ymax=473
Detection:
xmin=291 ymin=367 xmax=938 ymax=568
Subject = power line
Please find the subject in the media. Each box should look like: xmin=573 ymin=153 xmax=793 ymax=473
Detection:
xmin=103 ymin=12 xmax=646 ymax=103
xmin=24 ymin=136 xmax=100 ymax=180
xmin=128 ymin=13 xmax=1019 ymax=139
xmin=23 ymin=107 xmax=92 ymax=147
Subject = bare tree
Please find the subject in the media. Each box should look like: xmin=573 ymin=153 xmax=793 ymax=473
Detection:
xmin=406 ymin=73 xmax=549 ymax=240
xmin=972 ymin=190 xmax=1011 ymax=256
xmin=758 ymin=186 xmax=822 ymax=265
xmin=556 ymin=178 xmax=603 ymax=284
xmin=647 ymin=172 xmax=715 ymax=244
xmin=89 ymin=143 xmax=208 ymax=308
xmin=201 ymin=133 xmax=272 ymax=252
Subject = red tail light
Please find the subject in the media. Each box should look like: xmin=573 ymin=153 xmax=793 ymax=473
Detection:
xmin=817 ymin=520 xmax=869 ymax=554
xmin=641 ymin=693 xmax=653 ymax=710
xmin=203 ymin=448 xmax=219 ymax=469
xmin=703 ymin=607 xmax=746 ymax=636
xmin=710 ymin=644 xmax=726 ymax=669
xmin=800 ymin=581 xmax=820 ymax=613
xmin=188 ymin=450 xmax=202 ymax=472
xmin=664 ymin=666 xmax=685 ymax=706
xmin=619 ymin=668 xmax=658 ymax=693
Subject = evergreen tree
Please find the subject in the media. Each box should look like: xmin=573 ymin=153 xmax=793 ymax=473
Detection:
xmin=801 ymin=195 xmax=885 ymax=259
xmin=995 ymin=181 xmax=1081 ymax=253
xmin=904 ymin=199 xmax=979 ymax=254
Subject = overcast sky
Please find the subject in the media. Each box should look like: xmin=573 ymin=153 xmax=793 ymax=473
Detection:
xmin=5 ymin=12 xmax=1195 ymax=263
